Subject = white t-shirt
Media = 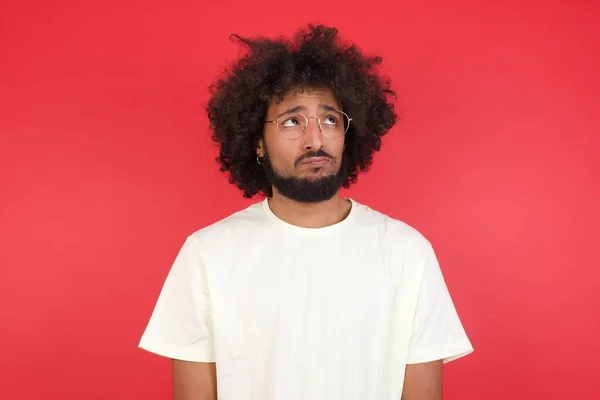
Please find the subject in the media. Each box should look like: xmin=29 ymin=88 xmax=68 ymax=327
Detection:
xmin=139 ymin=198 xmax=473 ymax=399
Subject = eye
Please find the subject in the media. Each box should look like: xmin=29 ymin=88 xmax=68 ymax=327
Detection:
xmin=281 ymin=116 xmax=302 ymax=128
xmin=282 ymin=118 xmax=299 ymax=127
xmin=322 ymin=113 xmax=339 ymax=126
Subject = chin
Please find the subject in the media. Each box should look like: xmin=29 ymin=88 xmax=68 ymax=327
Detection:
xmin=306 ymin=165 xmax=338 ymax=175
xmin=303 ymin=171 xmax=333 ymax=180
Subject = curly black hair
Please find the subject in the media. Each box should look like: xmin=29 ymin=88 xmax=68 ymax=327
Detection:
xmin=206 ymin=24 xmax=397 ymax=198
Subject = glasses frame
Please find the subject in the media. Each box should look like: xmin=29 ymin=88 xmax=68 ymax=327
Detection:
xmin=265 ymin=109 xmax=352 ymax=140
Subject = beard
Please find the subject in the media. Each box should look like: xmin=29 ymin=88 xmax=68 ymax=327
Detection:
xmin=261 ymin=148 xmax=348 ymax=203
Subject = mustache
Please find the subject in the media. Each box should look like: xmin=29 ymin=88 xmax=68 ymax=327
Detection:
xmin=294 ymin=150 xmax=333 ymax=167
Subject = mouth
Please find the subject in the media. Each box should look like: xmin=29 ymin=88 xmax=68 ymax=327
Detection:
xmin=300 ymin=157 xmax=331 ymax=167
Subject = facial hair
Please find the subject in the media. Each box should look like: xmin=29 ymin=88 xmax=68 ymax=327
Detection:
xmin=261 ymin=147 xmax=348 ymax=203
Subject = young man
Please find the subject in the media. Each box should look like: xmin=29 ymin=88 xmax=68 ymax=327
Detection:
xmin=139 ymin=24 xmax=473 ymax=400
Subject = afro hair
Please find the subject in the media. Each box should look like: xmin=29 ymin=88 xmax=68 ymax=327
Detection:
xmin=206 ymin=24 xmax=397 ymax=198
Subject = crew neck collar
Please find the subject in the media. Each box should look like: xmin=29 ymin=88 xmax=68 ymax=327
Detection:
xmin=261 ymin=197 xmax=357 ymax=235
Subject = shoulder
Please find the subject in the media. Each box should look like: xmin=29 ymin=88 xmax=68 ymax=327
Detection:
xmin=186 ymin=199 xmax=268 ymax=248
xmin=351 ymin=199 xmax=433 ymax=252
xmin=351 ymin=199 xmax=439 ymax=284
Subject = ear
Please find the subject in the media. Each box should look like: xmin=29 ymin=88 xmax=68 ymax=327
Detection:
xmin=256 ymin=138 xmax=265 ymax=157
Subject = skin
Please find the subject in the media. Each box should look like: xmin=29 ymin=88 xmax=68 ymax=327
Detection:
xmin=172 ymin=360 xmax=216 ymax=400
xmin=172 ymin=86 xmax=444 ymax=399
xmin=257 ymin=87 xmax=351 ymax=228
xmin=402 ymin=360 xmax=443 ymax=399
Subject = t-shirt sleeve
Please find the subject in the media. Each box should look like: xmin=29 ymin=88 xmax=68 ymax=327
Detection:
xmin=138 ymin=235 xmax=215 ymax=362
xmin=406 ymin=243 xmax=474 ymax=364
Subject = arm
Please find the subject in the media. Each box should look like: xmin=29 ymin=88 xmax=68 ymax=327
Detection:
xmin=172 ymin=360 xmax=217 ymax=400
xmin=401 ymin=360 xmax=443 ymax=400
xmin=402 ymin=243 xmax=473 ymax=398
xmin=138 ymin=236 xmax=218 ymax=398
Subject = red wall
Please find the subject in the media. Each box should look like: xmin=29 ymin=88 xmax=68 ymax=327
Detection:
xmin=1 ymin=1 xmax=598 ymax=399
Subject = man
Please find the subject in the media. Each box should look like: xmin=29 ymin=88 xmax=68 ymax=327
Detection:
xmin=139 ymin=24 xmax=473 ymax=400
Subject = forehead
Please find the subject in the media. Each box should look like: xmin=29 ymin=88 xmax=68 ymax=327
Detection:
xmin=270 ymin=87 xmax=341 ymax=110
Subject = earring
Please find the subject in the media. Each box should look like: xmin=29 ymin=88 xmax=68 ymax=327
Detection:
xmin=256 ymin=155 xmax=262 ymax=165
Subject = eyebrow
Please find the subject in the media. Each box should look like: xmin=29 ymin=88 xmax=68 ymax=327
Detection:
xmin=275 ymin=104 xmax=338 ymax=119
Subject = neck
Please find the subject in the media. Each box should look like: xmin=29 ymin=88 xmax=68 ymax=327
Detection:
xmin=267 ymin=190 xmax=352 ymax=229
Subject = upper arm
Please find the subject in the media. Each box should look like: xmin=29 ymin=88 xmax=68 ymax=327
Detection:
xmin=406 ymin=243 xmax=473 ymax=364
xmin=401 ymin=360 xmax=443 ymax=400
xmin=401 ymin=243 xmax=472 ymax=398
xmin=139 ymin=236 xmax=218 ymax=397
xmin=172 ymin=360 xmax=217 ymax=400
xmin=139 ymin=236 xmax=216 ymax=362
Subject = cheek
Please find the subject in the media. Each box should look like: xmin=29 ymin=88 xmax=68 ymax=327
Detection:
xmin=266 ymin=137 xmax=299 ymax=167
xmin=328 ymin=138 xmax=346 ymax=159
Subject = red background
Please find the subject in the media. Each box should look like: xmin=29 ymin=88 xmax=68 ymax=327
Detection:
xmin=1 ymin=0 xmax=598 ymax=399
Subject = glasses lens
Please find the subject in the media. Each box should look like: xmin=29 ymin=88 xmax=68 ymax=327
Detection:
xmin=277 ymin=113 xmax=306 ymax=139
xmin=319 ymin=110 xmax=350 ymax=138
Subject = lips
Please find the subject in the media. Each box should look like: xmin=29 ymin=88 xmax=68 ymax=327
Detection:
xmin=301 ymin=157 xmax=330 ymax=166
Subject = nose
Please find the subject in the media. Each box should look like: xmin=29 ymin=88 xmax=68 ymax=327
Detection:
xmin=302 ymin=116 xmax=323 ymax=151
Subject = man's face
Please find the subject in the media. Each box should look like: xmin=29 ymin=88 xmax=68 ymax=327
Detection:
xmin=258 ymin=87 xmax=347 ymax=203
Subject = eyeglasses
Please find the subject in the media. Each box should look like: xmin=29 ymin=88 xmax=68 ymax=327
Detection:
xmin=265 ymin=109 xmax=352 ymax=140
